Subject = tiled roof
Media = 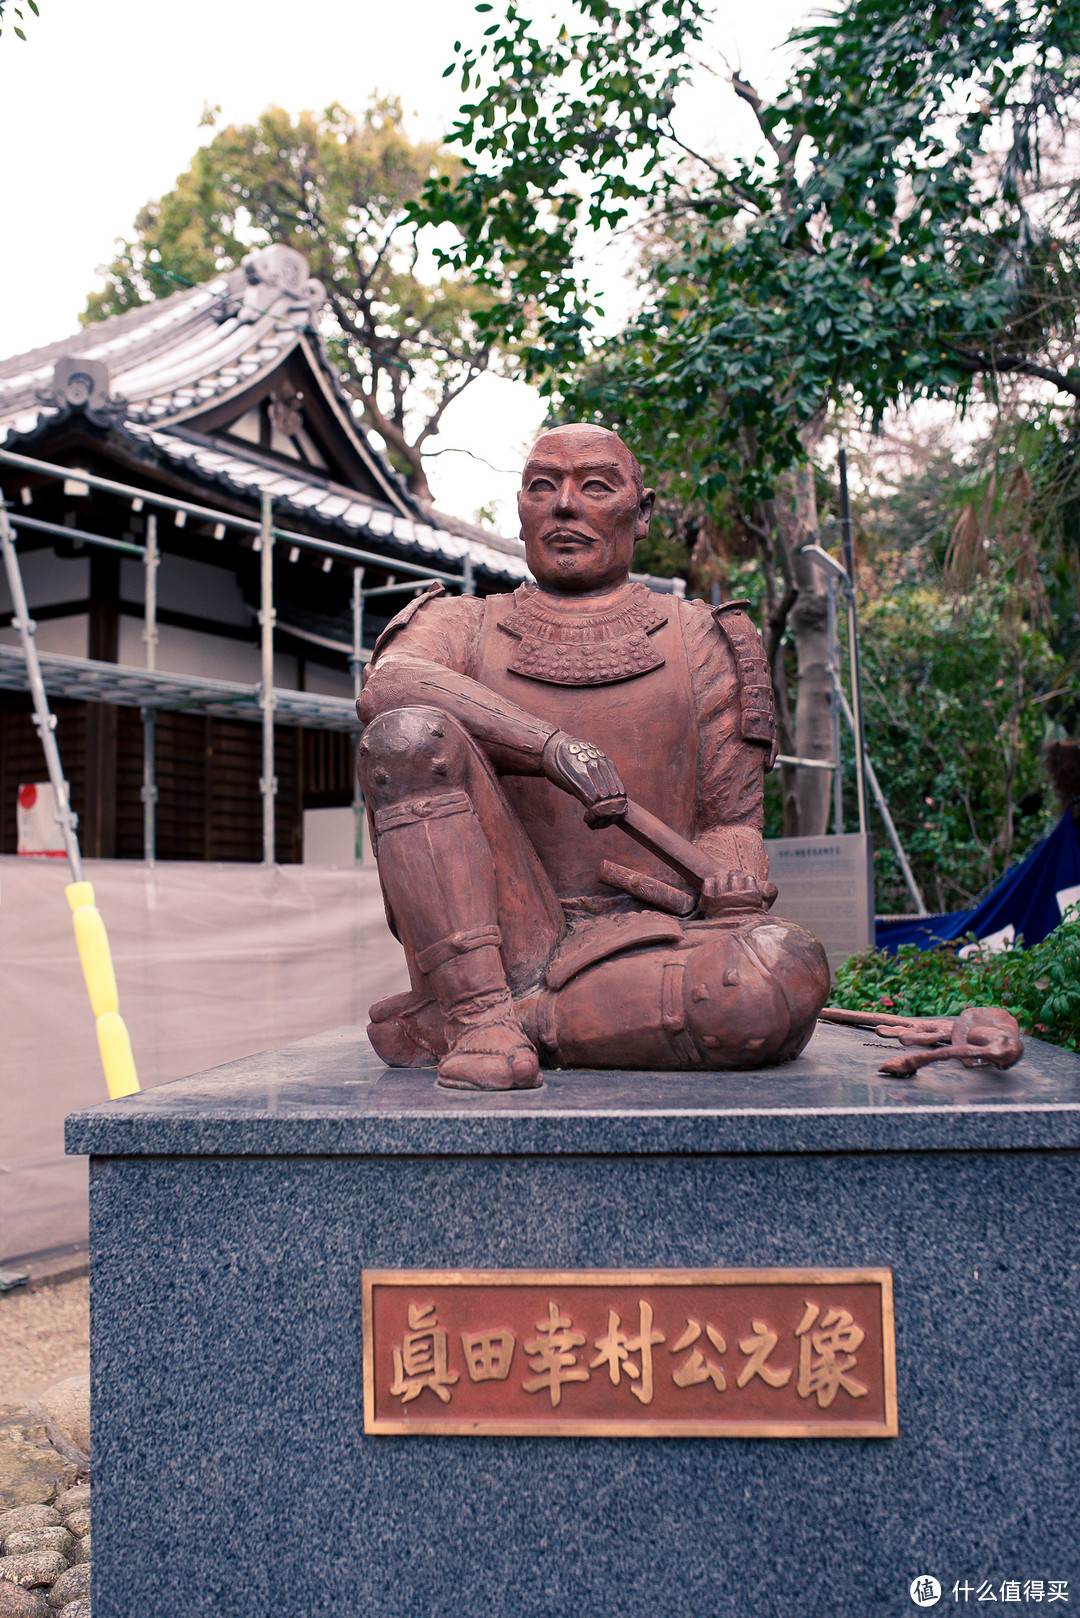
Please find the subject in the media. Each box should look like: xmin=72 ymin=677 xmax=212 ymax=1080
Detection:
xmin=126 ymin=421 xmax=530 ymax=583
xmin=0 ymin=244 xmax=531 ymax=584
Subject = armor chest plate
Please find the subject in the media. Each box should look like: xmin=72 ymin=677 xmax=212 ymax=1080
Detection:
xmin=477 ymin=587 xmax=700 ymax=900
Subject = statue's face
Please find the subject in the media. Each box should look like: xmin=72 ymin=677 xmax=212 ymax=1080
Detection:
xmin=518 ymin=427 xmax=654 ymax=594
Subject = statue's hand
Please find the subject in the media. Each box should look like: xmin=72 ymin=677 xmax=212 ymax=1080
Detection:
xmin=542 ymin=732 xmax=627 ymax=826
xmin=699 ymin=870 xmax=778 ymax=919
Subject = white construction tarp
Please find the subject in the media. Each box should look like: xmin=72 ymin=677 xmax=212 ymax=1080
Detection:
xmin=0 ymin=856 xmax=409 ymax=1262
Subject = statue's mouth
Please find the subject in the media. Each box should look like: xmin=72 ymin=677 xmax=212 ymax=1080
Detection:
xmin=542 ymin=528 xmax=596 ymax=545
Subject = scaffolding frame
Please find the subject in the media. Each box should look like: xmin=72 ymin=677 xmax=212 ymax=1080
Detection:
xmin=3 ymin=447 xmax=930 ymax=915
xmin=0 ymin=448 xmax=469 ymax=863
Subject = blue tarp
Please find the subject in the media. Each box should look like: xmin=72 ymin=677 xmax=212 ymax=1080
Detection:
xmin=875 ymin=811 xmax=1080 ymax=954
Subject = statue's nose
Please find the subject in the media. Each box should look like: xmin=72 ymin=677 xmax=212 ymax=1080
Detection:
xmin=552 ymin=477 xmax=579 ymax=516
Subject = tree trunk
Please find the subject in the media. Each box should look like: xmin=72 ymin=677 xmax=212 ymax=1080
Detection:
xmin=343 ymin=380 xmax=436 ymax=507
xmin=773 ymin=435 xmax=834 ymax=837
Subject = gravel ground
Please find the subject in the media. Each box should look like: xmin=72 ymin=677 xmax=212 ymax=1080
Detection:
xmin=0 ymin=1282 xmax=89 ymax=1404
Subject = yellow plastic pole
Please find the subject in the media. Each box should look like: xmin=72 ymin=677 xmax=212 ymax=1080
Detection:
xmin=65 ymin=881 xmax=140 ymax=1098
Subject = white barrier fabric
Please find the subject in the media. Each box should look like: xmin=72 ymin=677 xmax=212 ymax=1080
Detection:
xmin=0 ymin=857 xmax=410 ymax=1261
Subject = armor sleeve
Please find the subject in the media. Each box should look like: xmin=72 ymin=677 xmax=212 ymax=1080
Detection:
xmin=682 ymin=599 xmax=769 ymax=880
xmin=359 ymin=589 xmax=559 ymax=772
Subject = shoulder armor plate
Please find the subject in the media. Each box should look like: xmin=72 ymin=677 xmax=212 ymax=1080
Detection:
xmin=369 ymin=582 xmax=446 ymax=665
xmin=711 ymin=600 xmax=777 ymax=766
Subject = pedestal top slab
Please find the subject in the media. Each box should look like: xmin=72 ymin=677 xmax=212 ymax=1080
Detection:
xmin=65 ymin=1022 xmax=1080 ymax=1158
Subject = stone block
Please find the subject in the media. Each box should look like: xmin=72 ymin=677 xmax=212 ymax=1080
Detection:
xmin=0 ymin=1586 xmax=49 ymax=1616
xmin=0 ymin=1515 xmax=57 ymax=1542
xmin=0 ymin=1531 xmax=72 ymax=1561
xmin=44 ymin=1564 xmax=89 ymax=1608
xmin=49 ymin=1493 xmax=87 ymax=1521
xmin=0 ymin=1553 xmax=65 ymax=1590
xmin=66 ymin=1024 xmax=1080 ymax=1618
xmin=0 ymin=1414 xmax=74 ymax=1513
xmin=35 ymin=1384 xmax=88 ymax=1464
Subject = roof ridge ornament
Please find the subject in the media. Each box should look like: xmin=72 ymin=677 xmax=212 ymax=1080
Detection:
xmin=35 ymin=355 xmax=128 ymax=427
xmin=214 ymin=245 xmax=327 ymax=328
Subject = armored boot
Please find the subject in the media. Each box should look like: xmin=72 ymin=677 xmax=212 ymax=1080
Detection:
xmin=367 ymin=988 xmax=447 ymax=1068
xmin=359 ymin=706 xmax=541 ymax=1091
xmin=420 ymin=936 xmax=540 ymax=1091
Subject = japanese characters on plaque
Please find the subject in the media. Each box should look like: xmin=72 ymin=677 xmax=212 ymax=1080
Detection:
xmin=362 ymin=1269 xmax=897 ymax=1437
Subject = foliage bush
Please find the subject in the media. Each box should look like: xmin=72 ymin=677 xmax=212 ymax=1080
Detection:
xmin=851 ymin=573 xmax=1063 ymax=912
xmin=830 ymin=912 xmax=1080 ymax=1052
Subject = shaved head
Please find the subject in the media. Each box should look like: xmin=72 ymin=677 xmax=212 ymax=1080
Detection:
xmin=525 ymin=424 xmax=645 ymax=500
xmin=517 ymin=422 xmax=654 ymax=596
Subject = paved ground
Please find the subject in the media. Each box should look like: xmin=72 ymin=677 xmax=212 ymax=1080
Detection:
xmin=0 ymin=1280 xmax=89 ymax=1406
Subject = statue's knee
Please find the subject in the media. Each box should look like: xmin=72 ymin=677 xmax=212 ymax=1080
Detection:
xmin=745 ymin=918 xmax=831 ymax=1038
xmin=685 ymin=919 xmax=830 ymax=1067
xmin=357 ymin=706 xmax=471 ymax=808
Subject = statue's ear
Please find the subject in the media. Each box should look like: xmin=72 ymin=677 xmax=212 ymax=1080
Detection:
xmin=636 ymin=487 xmax=656 ymax=539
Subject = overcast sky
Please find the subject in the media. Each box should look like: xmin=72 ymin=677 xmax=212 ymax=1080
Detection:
xmin=0 ymin=0 xmax=809 ymax=527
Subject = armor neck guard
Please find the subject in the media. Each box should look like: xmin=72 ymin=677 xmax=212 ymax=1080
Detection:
xmin=497 ymin=582 xmax=668 ymax=687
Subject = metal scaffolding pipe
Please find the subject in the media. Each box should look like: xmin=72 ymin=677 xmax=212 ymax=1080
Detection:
xmin=351 ymin=566 xmax=365 ymax=864
xmin=0 ymin=498 xmax=83 ymax=881
xmin=143 ymin=514 xmax=158 ymax=672
xmin=775 ymin=754 xmax=836 ymax=771
xmin=139 ymin=520 xmax=158 ymax=867
xmin=350 ymin=567 xmax=365 ymax=702
xmin=0 ymin=447 xmax=464 ymax=584
xmin=826 ymin=575 xmax=844 ymax=835
xmin=7 ymin=511 xmax=144 ymax=556
xmin=359 ymin=579 xmax=436 ymax=601
xmin=258 ymin=495 xmax=277 ymax=865
xmin=141 ymin=514 xmax=159 ymax=861
xmin=832 ymin=680 xmax=929 ymax=917
xmin=141 ymin=710 xmax=157 ymax=862
xmin=799 ymin=526 xmax=925 ymax=917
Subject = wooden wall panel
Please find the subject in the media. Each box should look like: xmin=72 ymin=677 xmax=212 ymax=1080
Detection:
xmin=153 ymin=712 xmax=212 ymax=861
xmin=208 ymin=716 xmax=262 ymax=863
xmin=301 ymin=728 xmax=355 ymax=807
xmin=274 ymin=725 xmax=302 ymax=865
xmin=115 ymin=706 xmax=148 ymax=860
xmin=152 ymin=712 xmax=303 ymax=863
xmin=1 ymin=694 xmax=316 ymax=863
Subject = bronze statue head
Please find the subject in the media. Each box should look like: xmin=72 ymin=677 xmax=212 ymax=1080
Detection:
xmin=517 ymin=424 xmax=655 ymax=596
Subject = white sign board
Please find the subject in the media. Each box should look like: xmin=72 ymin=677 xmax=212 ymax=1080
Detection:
xmin=764 ymin=833 xmax=874 ymax=972
xmin=16 ymin=781 xmax=66 ymax=857
xmin=303 ymin=806 xmax=361 ymax=867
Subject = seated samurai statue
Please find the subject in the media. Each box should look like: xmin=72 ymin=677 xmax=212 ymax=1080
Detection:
xmin=356 ymin=424 xmax=829 ymax=1090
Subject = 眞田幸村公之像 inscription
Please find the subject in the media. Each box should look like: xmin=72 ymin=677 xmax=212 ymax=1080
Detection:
xmin=362 ymin=1269 xmax=897 ymax=1437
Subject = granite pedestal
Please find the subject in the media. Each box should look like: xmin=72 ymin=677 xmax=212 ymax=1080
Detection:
xmin=66 ymin=1025 xmax=1080 ymax=1617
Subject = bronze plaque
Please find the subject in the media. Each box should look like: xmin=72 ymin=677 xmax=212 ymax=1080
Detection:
xmin=362 ymin=1268 xmax=897 ymax=1437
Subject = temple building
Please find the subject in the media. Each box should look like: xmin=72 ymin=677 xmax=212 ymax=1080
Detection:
xmin=0 ymin=245 xmax=537 ymax=863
